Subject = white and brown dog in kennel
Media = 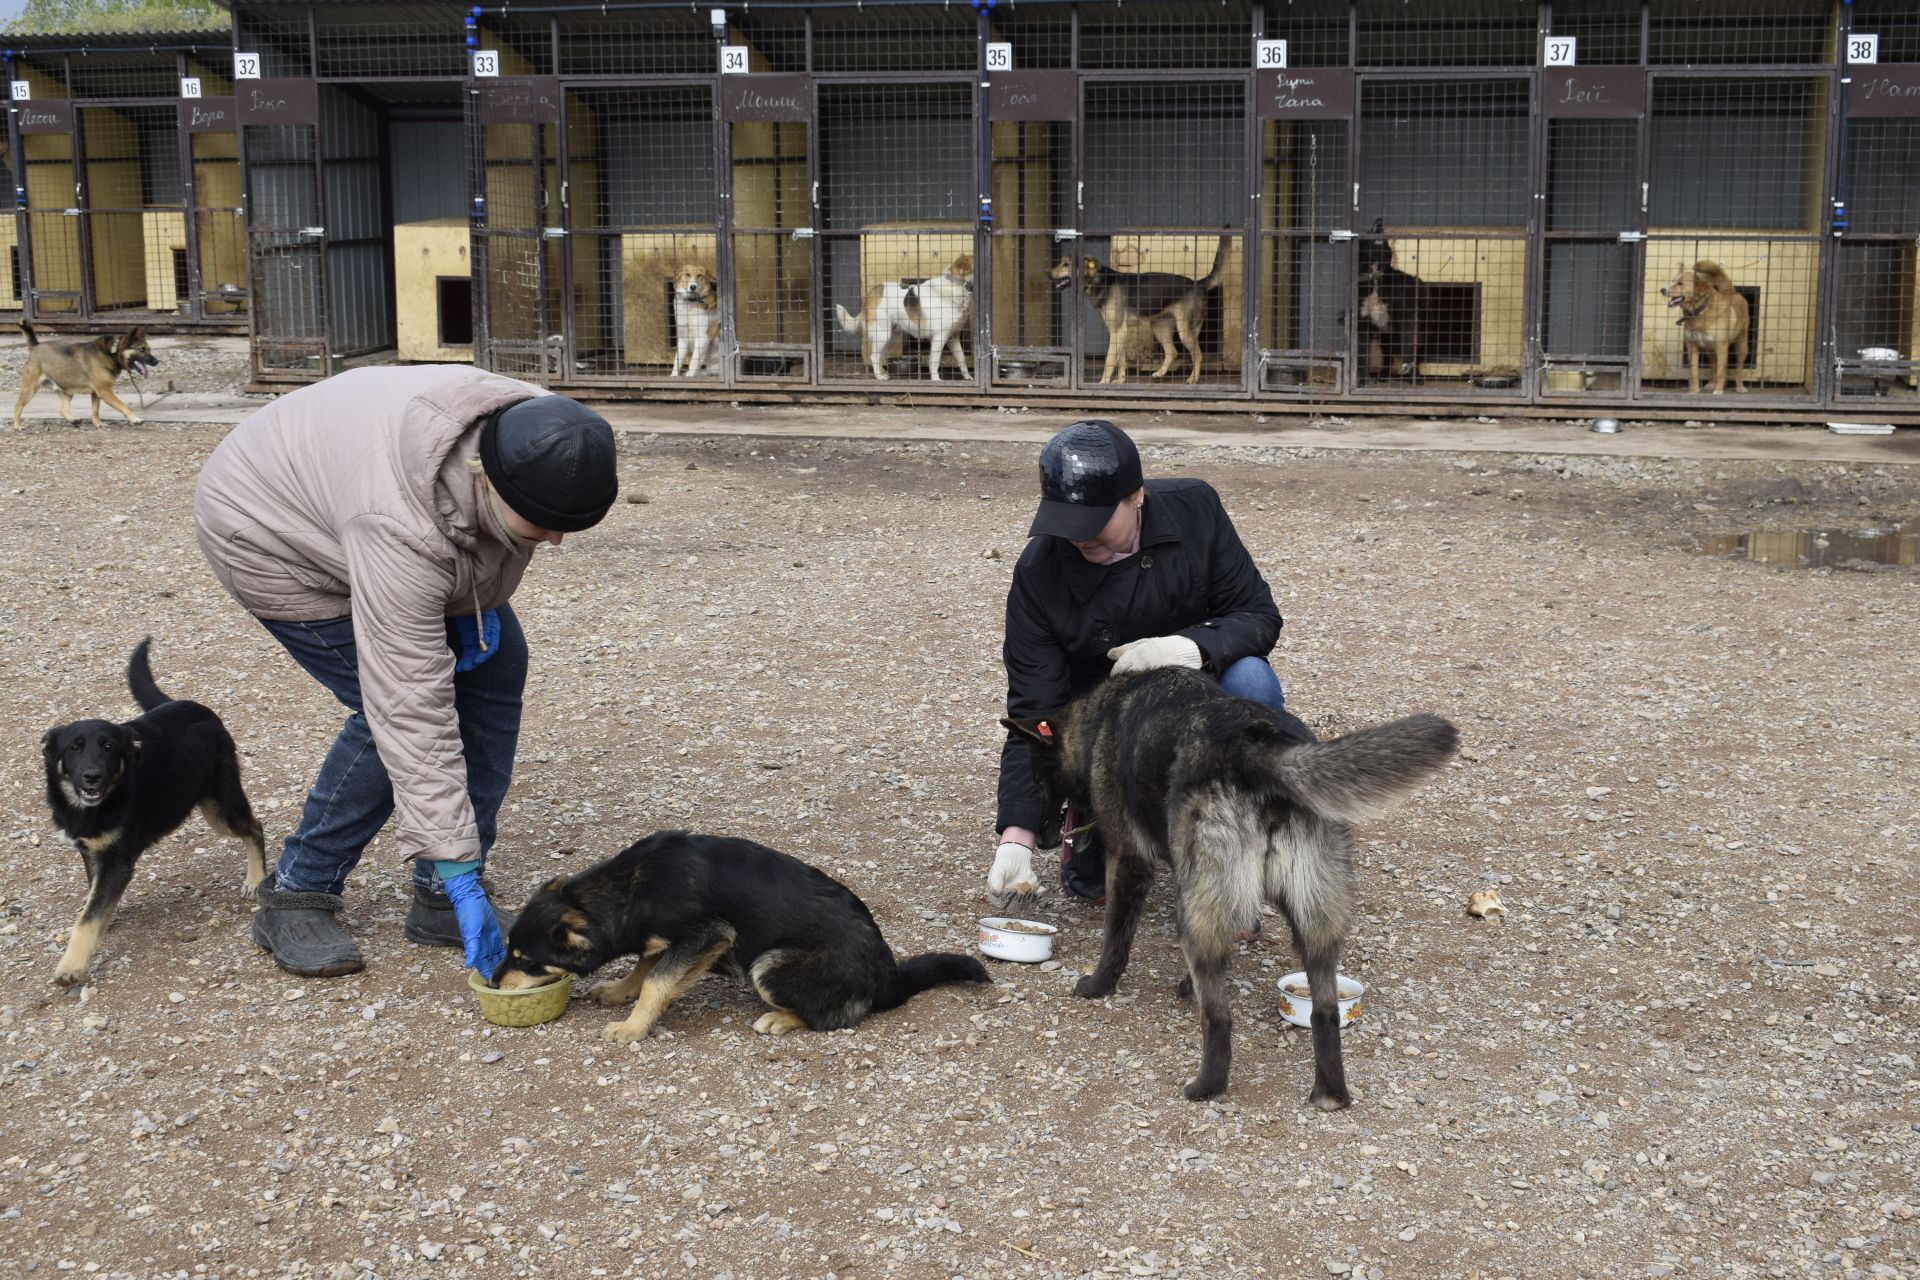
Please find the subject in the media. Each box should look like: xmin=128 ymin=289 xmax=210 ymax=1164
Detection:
xmin=834 ymin=254 xmax=974 ymax=381
xmin=670 ymin=263 xmax=723 ymax=377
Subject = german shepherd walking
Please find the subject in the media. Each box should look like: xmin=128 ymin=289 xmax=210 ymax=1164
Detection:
xmin=494 ymin=831 xmax=989 ymax=1042
xmin=1053 ymin=236 xmax=1232 ymax=384
xmin=12 ymin=323 xmax=157 ymax=428
xmin=1004 ymin=669 xmax=1457 ymax=1107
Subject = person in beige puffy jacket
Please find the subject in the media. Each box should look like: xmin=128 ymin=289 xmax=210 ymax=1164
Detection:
xmin=193 ymin=365 xmax=618 ymax=977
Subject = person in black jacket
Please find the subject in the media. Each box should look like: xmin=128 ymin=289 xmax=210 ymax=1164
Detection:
xmin=989 ymin=419 xmax=1285 ymax=903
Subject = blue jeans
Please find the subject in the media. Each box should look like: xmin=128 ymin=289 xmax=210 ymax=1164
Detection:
xmin=1219 ymin=655 xmax=1286 ymax=709
xmin=258 ymin=606 xmax=527 ymax=896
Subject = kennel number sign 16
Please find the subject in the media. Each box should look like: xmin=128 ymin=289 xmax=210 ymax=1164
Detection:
xmin=1255 ymin=40 xmax=1287 ymax=70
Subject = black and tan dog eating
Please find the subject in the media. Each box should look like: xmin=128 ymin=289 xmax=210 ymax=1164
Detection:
xmin=493 ymin=831 xmax=990 ymax=1042
xmin=42 ymin=638 xmax=269 ymax=987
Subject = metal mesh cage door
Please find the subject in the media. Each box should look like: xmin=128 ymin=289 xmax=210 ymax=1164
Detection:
xmin=244 ymin=123 xmax=329 ymax=380
xmin=725 ymin=75 xmax=814 ymax=383
xmin=1078 ymin=79 xmax=1249 ymax=395
xmin=78 ymin=104 xmax=185 ymax=321
xmin=191 ymin=125 xmax=249 ymax=321
xmin=1539 ymin=67 xmax=1647 ymax=400
xmin=473 ymin=84 xmax=561 ymax=383
xmin=562 ymin=83 xmax=719 ymax=384
xmin=20 ymin=116 xmax=83 ymax=319
xmin=1832 ymin=67 xmax=1920 ymax=403
xmin=987 ymin=71 xmax=1076 ymax=391
xmin=1254 ymin=66 xmax=1354 ymax=396
xmin=1640 ymin=75 xmax=1828 ymax=402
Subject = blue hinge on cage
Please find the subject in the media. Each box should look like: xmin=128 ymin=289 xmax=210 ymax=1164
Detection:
xmin=970 ymin=0 xmax=997 ymax=10
xmin=1830 ymin=200 xmax=1848 ymax=237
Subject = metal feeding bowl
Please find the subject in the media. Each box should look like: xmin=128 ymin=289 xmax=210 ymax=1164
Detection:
xmin=1591 ymin=417 xmax=1621 ymax=434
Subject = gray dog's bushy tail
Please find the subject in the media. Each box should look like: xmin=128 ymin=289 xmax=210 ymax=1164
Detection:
xmin=1264 ymin=713 xmax=1458 ymax=823
xmin=126 ymin=636 xmax=170 ymax=712
xmin=878 ymin=951 xmax=990 ymax=1012
xmin=20 ymin=322 xmax=38 ymax=347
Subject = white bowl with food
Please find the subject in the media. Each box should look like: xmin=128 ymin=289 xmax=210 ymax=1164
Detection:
xmin=978 ymin=916 xmax=1058 ymax=963
xmin=1274 ymin=972 xmax=1365 ymax=1030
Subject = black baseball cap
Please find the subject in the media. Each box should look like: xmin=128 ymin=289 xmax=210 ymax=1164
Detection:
xmin=1028 ymin=420 xmax=1143 ymax=542
xmin=479 ymin=395 xmax=618 ymax=534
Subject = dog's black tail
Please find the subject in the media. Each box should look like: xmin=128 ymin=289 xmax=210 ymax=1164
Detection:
xmin=20 ymin=322 xmax=38 ymax=346
xmin=1200 ymin=234 xmax=1233 ymax=291
xmin=126 ymin=636 xmax=171 ymax=712
xmin=1254 ymin=713 xmax=1458 ymax=824
xmin=876 ymin=950 xmax=990 ymax=1012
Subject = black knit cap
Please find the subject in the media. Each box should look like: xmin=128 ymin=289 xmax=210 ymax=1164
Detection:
xmin=478 ymin=396 xmax=618 ymax=534
xmin=1028 ymin=419 xmax=1143 ymax=541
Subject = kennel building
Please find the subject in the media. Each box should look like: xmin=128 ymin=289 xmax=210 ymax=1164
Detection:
xmin=2 ymin=28 xmax=247 ymax=329
xmin=224 ymin=0 xmax=1918 ymax=416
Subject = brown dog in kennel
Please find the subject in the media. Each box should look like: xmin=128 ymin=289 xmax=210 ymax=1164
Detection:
xmin=1662 ymin=260 xmax=1750 ymax=394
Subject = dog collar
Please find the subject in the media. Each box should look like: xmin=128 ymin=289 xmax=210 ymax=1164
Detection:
xmin=1678 ymin=297 xmax=1709 ymax=321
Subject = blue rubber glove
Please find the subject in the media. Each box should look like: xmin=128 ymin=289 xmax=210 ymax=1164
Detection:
xmin=437 ymin=864 xmax=505 ymax=979
xmin=450 ymin=610 xmax=500 ymax=673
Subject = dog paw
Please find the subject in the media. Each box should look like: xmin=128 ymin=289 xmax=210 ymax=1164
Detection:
xmin=51 ymin=967 xmax=86 ymax=989
xmin=1173 ymin=975 xmax=1193 ymax=1001
xmin=588 ymin=981 xmax=633 ymax=1006
xmin=1309 ymin=1085 xmax=1353 ymax=1112
xmin=1073 ymin=974 xmax=1115 ymax=1000
xmin=600 ymin=1021 xmax=651 ymax=1044
xmin=752 ymin=1010 xmax=806 ymax=1036
xmin=1182 ymin=1074 xmax=1227 ymax=1102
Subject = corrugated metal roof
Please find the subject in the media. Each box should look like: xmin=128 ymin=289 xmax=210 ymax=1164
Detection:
xmin=2 ymin=29 xmax=230 ymax=50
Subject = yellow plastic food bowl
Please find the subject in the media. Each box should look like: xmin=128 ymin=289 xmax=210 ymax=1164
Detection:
xmin=469 ymin=969 xmax=574 ymax=1027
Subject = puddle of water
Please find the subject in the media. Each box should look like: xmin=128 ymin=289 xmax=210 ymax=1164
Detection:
xmin=1701 ymin=521 xmax=1917 ymax=570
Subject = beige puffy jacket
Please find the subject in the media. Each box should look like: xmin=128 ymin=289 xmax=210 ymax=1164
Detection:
xmin=193 ymin=365 xmax=547 ymax=862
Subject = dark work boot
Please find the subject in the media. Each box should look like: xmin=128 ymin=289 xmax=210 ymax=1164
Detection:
xmin=252 ymin=883 xmax=364 ymax=977
xmin=403 ymin=878 xmax=517 ymax=948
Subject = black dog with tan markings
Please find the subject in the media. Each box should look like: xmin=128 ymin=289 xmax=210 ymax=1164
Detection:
xmin=493 ymin=831 xmax=990 ymax=1042
xmin=41 ymin=638 xmax=269 ymax=987
xmin=1004 ymin=668 xmax=1457 ymax=1108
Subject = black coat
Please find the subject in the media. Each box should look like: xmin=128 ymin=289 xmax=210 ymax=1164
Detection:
xmin=995 ymin=477 xmax=1282 ymax=834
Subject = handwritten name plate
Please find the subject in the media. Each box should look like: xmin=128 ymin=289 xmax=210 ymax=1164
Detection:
xmin=988 ymin=71 xmax=1076 ymax=121
xmin=476 ymin=77 xmax=562 ymax=125
xmin=185 ymin=97 xmax=237 ymax=132
xmin=15 ymin=98 xmax=70 ymax=134
xmin=1848 ymin=65 xmax=1920 ymax=118
xmin=721 ymin=74 xmax=810 ymax=123
xmin=1541 ymin=67 xmax=1644 ymax=119
xmin=1255 ymin=69 xmax=1354 ymax=120
xmin=235 ymin=80 xmax=319 ymax=126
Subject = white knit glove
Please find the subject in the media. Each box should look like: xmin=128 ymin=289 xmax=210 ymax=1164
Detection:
xmin=1107 ymin=635 xmax=1204 ymax=675
xmin=987 ymin=841 xmax=1040 ymax=901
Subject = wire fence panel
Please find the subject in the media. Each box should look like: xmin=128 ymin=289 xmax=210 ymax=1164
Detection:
xmin=1079 ymin=0 xmax=1255 ymax=73
xmin=245 ymin=124 xmax=328 ymax=377
xmin=475 ymin=115 xmax=560 ymax=382
xmin=1648 ymin=0 xmax=1832 ymax=67
xmin=988 ymin=115 xmax=1074 ymax=390
xmin=1258 ymin=117 xmax=1349 ymax=393
xmin=817 ymin=82 xmax=977 ymax=387
xmin=1078 ymin=80 xmax=1246 ymax=393
xmin=1833 ymin=59 xmax=1920 ymax=402
xmin=1355 ymin=77 xmax=1530 ymax=394
xmin=78 ymin=104 xmax=185 ymax=321
xmin=1640 ymin=76 xmax=1826 ymax=399
xmin=562 ymin=85 xmax=718 ymax=382
xmin=1356 ymin=0 xmax=1537 ymax=69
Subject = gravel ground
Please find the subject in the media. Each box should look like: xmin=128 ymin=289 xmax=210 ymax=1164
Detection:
xmin=0 ymin=395 xmax=1916 ymax=1280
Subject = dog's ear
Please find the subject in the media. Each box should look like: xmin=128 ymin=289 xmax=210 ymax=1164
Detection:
xmin=1369 ymin=217 xmax=1384 ymax=234
xmin=42 ymin=728 xmax=58 ymax=763
xmin=127 ymin=327 xmax=145 ymax=342
xmin=540 ymin=874 xmax=568 ymax=895
xmin=556 ymin=908 xmax=592 ymax=952
xmin=1000 ymin=716 xmax=1060 ymax=749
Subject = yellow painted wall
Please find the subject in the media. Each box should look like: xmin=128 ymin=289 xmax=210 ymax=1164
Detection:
xmin=0 ymin=218 xmax=19 ymax=309
xmin=1641 ymin=235 xmax=1818 ymax=389
xmin=193 ymin=132 xmax=246 ymax=314
xmin=395 ymin=218 xmax=473 ymax=362
xmin=1388 ymin=234 xmax=1526 ymax=377
xmin=80 ymin=109 xmax=148 ymax=310
xmin=141 ymin=211 xmax=185 ymax=311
